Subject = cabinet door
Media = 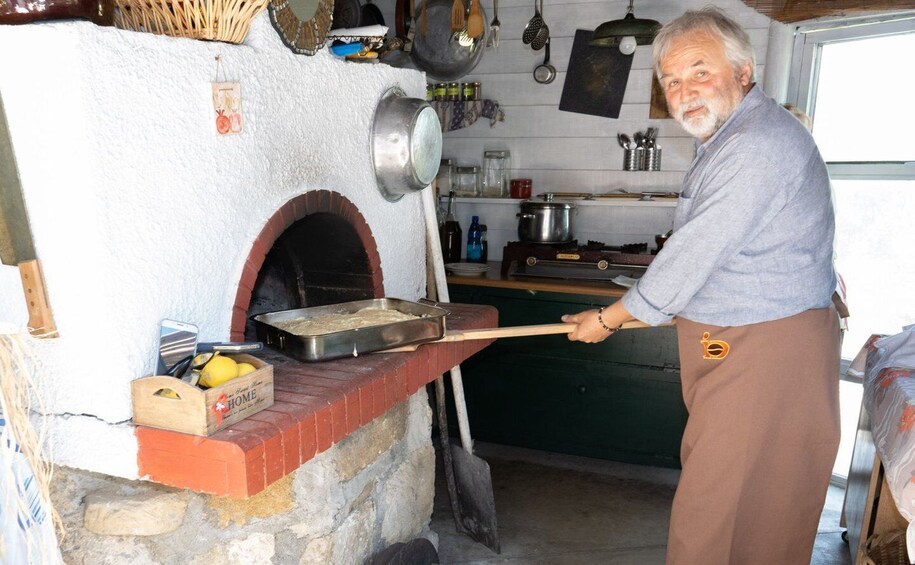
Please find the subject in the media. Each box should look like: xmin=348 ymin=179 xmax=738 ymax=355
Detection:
xmin=447 ymin=285 xmax=686 ymax=467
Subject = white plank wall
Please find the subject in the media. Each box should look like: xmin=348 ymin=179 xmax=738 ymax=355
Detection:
xmin=377 ymin=0 xmax=775 ymax=260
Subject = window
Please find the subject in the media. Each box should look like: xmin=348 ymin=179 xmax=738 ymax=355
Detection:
xmin=788 ymin=12 xmax=915 ymax=480
xmin=788 ymin=13 xmax=915 ymax=360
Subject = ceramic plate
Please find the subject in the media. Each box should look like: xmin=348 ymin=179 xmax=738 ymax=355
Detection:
xmin=445 ymin=263 xmax=490 ymax=276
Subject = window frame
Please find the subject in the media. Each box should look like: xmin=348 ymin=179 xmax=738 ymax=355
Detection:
xmin=786 ymin=12 xmax=915 ymax=180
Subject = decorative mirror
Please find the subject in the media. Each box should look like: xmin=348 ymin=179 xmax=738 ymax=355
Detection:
xmin=268 ymin=0 xmax=334 ymax=55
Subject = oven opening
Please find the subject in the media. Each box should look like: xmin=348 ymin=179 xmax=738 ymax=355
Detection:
xmin=244 ymin=212 xmax=376 ymax=340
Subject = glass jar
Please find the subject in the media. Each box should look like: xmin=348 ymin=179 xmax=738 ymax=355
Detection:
xmin=481 ymin=150 xmax=511 ymax=197
xmin=446 ymin=83 xmax=461 ymax=101
xmin=461 ymin=82 xmax=480 ymax=101
xmin=433 ymin=83 xmax=447 ymax=101
xmin=510 ymin=178 xmax=532 ymax=199
xmin=436 ymin=159 xmax=454 ymax=198
xmin=453 ymin=166 xmax=481 ymax=197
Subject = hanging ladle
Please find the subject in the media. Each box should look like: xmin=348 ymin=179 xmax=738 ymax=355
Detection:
xmin=521 ymin=0 xmax=542 ymax=45
xmin=530 ymin=0 xmax=549 ymax=51
xmin=533 ymin=38 xmax=556 ymax=84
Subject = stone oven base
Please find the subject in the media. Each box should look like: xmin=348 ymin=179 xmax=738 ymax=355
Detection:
xmin=136 ymin=303 xmax=498 ymax=498
xmin=53 ymin=391 xmax=439 ymax=564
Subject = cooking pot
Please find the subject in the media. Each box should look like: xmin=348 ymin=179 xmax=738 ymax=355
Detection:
xmin=517 ymin=194 xmax=576 ymax=243
xmin=372 ymin=87 xmax=443 ymax=202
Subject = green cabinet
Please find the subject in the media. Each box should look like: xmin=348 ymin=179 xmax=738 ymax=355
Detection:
xmin=449 ymin=285 xmax=687 ymax=468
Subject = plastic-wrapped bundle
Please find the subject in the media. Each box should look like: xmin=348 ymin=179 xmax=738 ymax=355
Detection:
xmin=0 ymin=328 xmax=62 ymax=564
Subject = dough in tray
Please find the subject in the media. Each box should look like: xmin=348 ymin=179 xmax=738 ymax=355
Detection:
xmin=273 ymin=308 xmax=419 ymax=336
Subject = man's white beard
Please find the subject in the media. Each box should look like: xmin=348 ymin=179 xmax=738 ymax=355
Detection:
xmin=674 ymin=97 xmax=727 ymax=140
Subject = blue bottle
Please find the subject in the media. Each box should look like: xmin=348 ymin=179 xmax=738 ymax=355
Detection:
xmin=466 ymin=216 xmax=482 ymax=263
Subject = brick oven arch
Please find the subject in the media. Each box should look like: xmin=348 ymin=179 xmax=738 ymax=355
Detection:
xmin=230 ymin=190 xmax=385 ymax=340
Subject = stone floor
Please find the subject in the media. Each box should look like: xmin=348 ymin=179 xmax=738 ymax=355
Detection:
xmin=431 ymin=443 xmax=852 ymax=564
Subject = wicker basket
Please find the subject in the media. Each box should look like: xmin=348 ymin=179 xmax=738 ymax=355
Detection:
xmin=114 ymin=0 xmax=268 ymax=44
xmin=862 ymin=529 xmax=910 ymax=565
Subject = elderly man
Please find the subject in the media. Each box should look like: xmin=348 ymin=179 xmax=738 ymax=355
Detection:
xmin=562 ymin=7 xmax=839 ymax=564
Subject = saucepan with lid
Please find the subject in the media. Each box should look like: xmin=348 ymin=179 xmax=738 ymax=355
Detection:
xmin=517 ymin=193 xmax=576 ymax=243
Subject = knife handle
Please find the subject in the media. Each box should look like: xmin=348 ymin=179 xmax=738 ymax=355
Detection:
xmin=19 ymin=259 xmax=58 ymax=338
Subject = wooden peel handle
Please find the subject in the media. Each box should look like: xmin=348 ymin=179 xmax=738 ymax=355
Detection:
xmin=380 ymin=319 xmax=662 ymax=352
xmin=438 ymin=319 xmax=655 ymax=342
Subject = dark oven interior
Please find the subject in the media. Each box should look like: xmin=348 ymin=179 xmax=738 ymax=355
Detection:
xmin=244 ymin=212 xmax=376 ymax=340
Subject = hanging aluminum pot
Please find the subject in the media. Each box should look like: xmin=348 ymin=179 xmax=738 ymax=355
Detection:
xmin=372 ymin=86 xmax=443 ymax=202
xmin=517 ymin=193 xmax=576 ymax=243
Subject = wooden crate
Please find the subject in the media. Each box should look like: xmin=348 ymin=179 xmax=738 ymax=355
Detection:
xmin=132 ymin=354 xmax=274 ymax=436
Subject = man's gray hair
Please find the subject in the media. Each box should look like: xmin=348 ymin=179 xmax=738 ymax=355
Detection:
xmin=652 ymin=6 xmax=756 ymax=81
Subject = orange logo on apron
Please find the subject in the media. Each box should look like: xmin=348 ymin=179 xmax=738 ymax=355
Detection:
xmin=701 ymin=332 xmax=730 ymax=360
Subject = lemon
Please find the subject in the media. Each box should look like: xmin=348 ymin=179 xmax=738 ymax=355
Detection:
xmin=236 ymin=362 xmax=257 ymax=376
xmin=199 ymin=356 xmax=239 ymax=388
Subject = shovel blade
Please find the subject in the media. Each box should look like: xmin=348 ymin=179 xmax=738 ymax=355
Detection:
xmin=450 ymin=444 xmax=500 ymax=553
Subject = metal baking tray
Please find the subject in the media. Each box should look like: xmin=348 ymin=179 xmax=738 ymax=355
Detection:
xmin=251 ymin=298 xmax=448 ymax=362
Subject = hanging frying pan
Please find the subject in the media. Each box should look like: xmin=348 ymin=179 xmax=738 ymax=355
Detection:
xmin=533 ymin=38 xmax=556 ymax=84
xmin=360 ymin=0 xmax=385 ymax=27
xmin=332 ymin=0 xmax=362 ymax=30
xmin=410 ymin=0 xmax=487 ymax=81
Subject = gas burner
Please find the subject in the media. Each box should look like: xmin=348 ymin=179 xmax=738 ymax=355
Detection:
xmin=501 ymin=240 xmax=654 ymax=280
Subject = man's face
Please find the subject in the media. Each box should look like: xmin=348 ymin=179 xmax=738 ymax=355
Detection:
xmin=659 ymin=31 xmax=752 ymax=142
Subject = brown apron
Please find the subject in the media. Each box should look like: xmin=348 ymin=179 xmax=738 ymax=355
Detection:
xmin=667 ymin=307 xmax=840 ymax=565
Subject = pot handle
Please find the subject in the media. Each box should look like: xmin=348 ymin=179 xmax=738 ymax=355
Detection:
xmin=517 ymin=213 xmax=535 ymax=219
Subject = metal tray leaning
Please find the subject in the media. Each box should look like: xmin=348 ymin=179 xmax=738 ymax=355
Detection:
xmin=251 ymin=298 xmax=448 ymax=362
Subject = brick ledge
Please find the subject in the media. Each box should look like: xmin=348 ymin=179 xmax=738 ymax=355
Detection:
xmin=136 ymin=303 xmax=498 ymax=498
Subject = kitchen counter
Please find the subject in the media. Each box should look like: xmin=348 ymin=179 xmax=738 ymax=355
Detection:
xmin=446 ymin=261 xmax=629 ymax=298
xmin=444 ymin=263 xmax=686 ymax=469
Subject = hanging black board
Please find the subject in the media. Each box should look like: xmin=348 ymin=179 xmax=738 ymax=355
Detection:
xmin=559 ymin=29 xmax=634 ymax=119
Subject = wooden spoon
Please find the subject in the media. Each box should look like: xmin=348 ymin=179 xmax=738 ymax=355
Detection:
xmin=421 ymin=0 xmax=427 ymax=36
xmin=451 ymin=0 xmax=465 ymax=33
xmin=466 ymin=0 xmax=484 ymax=39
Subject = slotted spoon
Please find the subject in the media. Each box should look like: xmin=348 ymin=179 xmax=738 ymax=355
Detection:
xmin=521 ymin=0 xmax=542 ymax=45
xmin=530 ymin=0 xmax=548 ymax=50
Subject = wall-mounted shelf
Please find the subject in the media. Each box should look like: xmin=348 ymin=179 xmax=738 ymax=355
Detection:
xmin=441 ymin=195 xmax=678 ymax=208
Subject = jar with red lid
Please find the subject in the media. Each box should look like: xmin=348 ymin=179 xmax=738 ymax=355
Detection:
xmin=510 ymin=178 xmax=532 ymax=199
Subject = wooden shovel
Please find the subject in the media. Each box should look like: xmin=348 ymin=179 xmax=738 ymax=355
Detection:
xmin=0 ymin=93 xmax=58 ymax=338
xmin=381 ymin=320 xmax=657 ymax=352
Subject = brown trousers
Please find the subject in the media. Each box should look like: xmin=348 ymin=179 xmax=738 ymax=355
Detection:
xmin=667 ymin=308 xmax=841 ymax=565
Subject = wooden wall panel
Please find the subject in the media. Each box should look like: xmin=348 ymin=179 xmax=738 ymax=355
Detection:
xmin=381 ymin=0 xmax=774 ymax=194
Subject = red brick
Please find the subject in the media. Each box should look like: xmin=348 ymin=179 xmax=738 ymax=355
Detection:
xmin=248 ymin=234 xmax=270 ymax=267
xmin=359 ymin=384 xmax=373 ymax=426
xmin=299 ymin=413 xmax=317 ymax=463
xmin=239 ymin=260 xmax=259 ymax=294
xmin=345 ymin=391 xmax=360 ymax=435
xmin=372 ymin=378 xmax=387 ymax=419
xmin=329 ymin=400 xmax=346 ymax=443
xmin=278 ymin=201 xmax=296 ymax=232
xmin=314 ymin=406 xmax=333 ymax=452
xmin=234 ymin=287 xmax=252 ymax=313
xmin=139 ymin=448 xmax=229 ymax=495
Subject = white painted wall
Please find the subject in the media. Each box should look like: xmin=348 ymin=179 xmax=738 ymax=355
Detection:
xmin=382 ymin=0 xmax=778 ymax=258
xmin=0 ymin=14 xmax=429 ymax=478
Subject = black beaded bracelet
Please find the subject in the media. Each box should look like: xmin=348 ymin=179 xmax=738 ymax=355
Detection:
xmin=597 ymin=306 xmax=616 ymax=333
